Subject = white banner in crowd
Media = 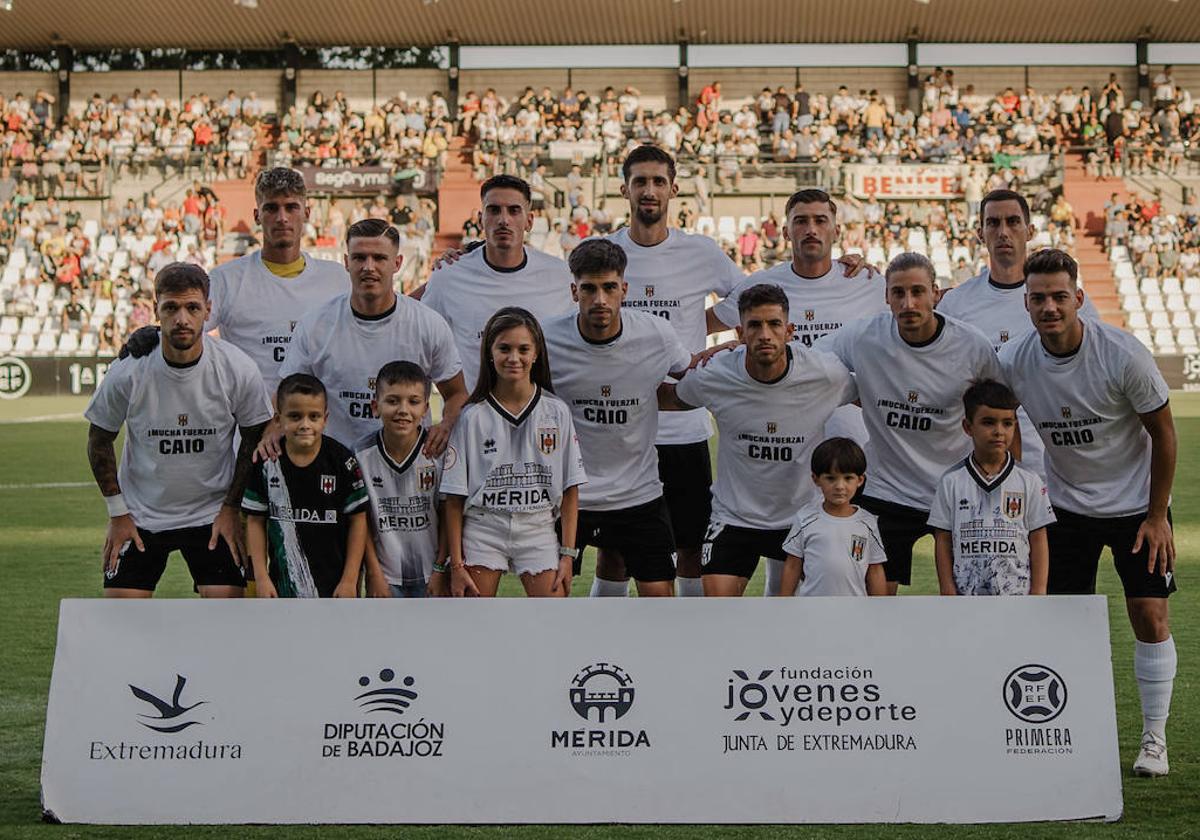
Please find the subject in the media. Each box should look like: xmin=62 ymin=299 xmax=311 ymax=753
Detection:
xmin=846 ymin=164 xmax=964 ymax=199
xmin=41 ymin=597 xmax=1121 ymax=824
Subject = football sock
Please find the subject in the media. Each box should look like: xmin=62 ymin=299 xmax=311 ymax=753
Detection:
xmin=675 ymin=576 xmax=704 ymax=597
xmin=762 ymin=557 xmax=784 ymax=596
xmin=1135 ymin=636 xmax=1176 ymax=740
xmin=590 ymin=577 xmax=629 ymax=597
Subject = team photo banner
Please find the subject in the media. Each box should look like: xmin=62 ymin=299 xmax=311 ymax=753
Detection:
xmin=41 ymin=597 xmax=1121 ymax=824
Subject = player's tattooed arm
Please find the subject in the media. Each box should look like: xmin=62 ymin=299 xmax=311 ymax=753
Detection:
xmin=656 ymin=382 xmax=697 ymax=412
xmin=86 ymin=423 xmax=121 ymax=497
xmin=225 ymin=422 xmax=269 ymax=507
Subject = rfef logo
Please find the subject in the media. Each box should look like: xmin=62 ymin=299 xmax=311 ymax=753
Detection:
xmin=1003 ymin=665 xmax=1067 ymax=723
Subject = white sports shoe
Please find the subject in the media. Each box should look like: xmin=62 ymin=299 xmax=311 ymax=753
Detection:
xmin=1133 ymin=732 xmax=1169 ymax=777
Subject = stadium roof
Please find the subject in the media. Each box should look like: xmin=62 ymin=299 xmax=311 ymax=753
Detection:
xmin=2 ymin=0 xmax=1198 ymax=50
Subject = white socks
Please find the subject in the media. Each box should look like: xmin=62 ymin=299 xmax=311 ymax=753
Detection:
xmin=590 ymin=577 xmax=630 ymax=597
xmin=762 ymin=557 xmax=784 ymax=597
xmin=1134 ymin=636 xmax=1176 ymax=740
xmin=676 ymin=576 xmax=704 ymax=597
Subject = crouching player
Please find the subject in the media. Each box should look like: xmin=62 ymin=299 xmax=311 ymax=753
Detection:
xmin=443 ymin=307 xmax=587 ymax=597
xmin=242 ymin=374 xmax=369 ymax=597
xmin=353 ymin=361 xmax=448 ymax=598
xmin=929 ymin=380 xmax=1053 ymax=596
xmin=779 ymin=438 xmax=888 ymax=597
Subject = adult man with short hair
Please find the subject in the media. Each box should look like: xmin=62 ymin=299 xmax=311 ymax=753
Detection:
xmin=659 ymin=283 xmax=856 ymax=596
xmin=419 ymin=174 xmax=574 ymax=390
xmin=938 ymin=188 xmax=1098 ymax=479
xmin=119 ymin=168 xmax=348 ymax=394
xmin=608 ymin=144 xmax=745 ymax=596
xmin=269 ymin=218 xmax=466 ymax=456
xmin=85 ymin=263 xmax=273 ymax=598
xmin=542 ymin=239 xmax=695 ymax=598
xmin=818 ymin=252 xmax=1002 ymax=596
xmin=999 ymin=248 xmax=1178 ymax=777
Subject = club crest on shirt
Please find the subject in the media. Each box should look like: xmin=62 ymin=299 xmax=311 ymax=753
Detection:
xmin=850 ymin=535 xmax=866 ymax=562
xmin=644 ymin=285 xmax=654 ymax=298
xmin=368 ymin=377 xmax=377 ymax=392
xmin=999 ymin=330 xmax=1010 ymax=344
xmin=767 ymin=421 xmax=777 ymax=434
xmin=483 ymin=438 xmax=497 ymax=454
xmin=419 ymin=465 xmax=436 ymax=492
xmin=177 ymin=413 xmax=188 ymax=427
xmin=804 ymin=309 xmax=815 ymax=322
xmin=538 ymin=426 xmax=559 ymax=454
xmin=1004 ymin=491 xmax=1024 ymax=519
xmin=601 ymin=385 xmax=611 ymax=398
xmin=320 ymin=475 xmax=336 ymax=494
xmin=907 ymin=390 xmax=919 ymax=403
xmin=1061 ymin=405 xmax=1072 ymax=419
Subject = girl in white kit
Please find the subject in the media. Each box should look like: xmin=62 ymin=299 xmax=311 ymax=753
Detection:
xmin=442 ymin=307 xmax=587 ymax=597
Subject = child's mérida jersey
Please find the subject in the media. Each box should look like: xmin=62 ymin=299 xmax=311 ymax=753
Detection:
xmin=242 ymin=435 xmax=368 ymax=597
xmin=353 ymin=428 xmax=443 ymax=588
xmin=782 ymin=504 xmax=886 ymax=596
xmin=927 ymin=454 xmax=1055 ymax=595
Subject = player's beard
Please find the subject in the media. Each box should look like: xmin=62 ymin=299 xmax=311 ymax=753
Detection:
xmin=166 ymin=329 xmax=200 ymax=352
xmin=635 ymin=204 xmax=665 ymax=226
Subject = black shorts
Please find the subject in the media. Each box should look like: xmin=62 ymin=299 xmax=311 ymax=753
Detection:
xmin=858 ymin=496 xmax=934 ymax=586
xmin=1047 ymin=507 xmax=1177 ymax=598
xmin=575 ymin=497 xmax=676 ymax=582
xmin=656 ymin=441 xmax=713 ymax=550
xmin=701 ymin=522 xmax=789 ymax=579
xmin=104 ymin=524 xmax=245 ymax=592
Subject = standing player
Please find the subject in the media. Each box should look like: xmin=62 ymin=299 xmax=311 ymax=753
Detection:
xmin=609 ymin=145 xmax=745 ymax=597
xmin=817 ymin=253 xmax=1003 ymax=596
xmin=938 ymin=188 xmax=1098 ymax=478
xmin=419 ymin=175 xmax=575 ymax=391
xmin=658 ymin=284 xmax=857 ymax=596
xmin=85 ymin=263 xmax=273 ymax=597
xmin=542 ymin=239 xmax=695 ymax=597
xmin=118 ymin=167 xmax=348 ymax=393
xmin=267 ymin=218 xmax=466 ymax=454
xmin=999 ymin=249 xmax=1178 ymax=777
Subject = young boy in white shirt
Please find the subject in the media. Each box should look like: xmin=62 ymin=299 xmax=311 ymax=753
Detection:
xmin=928 ymin=380 xmax=1054 ymax=596
xmin=779 ymin=438 xmax=888 ymax=597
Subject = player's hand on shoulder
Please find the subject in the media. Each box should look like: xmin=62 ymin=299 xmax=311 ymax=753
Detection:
xmin=117 ymin=325 xmax=161 ymax=360
xmin=102 ymin=514 xmax=144 ymax=575
xmin=431 ymin=247 xmax=467 ymax=271
xmin=253 ymin=417 xmax=284 ymax=463
xmin=423 ymin=420 xmax=452 ymax=459
xmin=694 ymin=339 xmax=739 ymax=369
xmin=837 ymin=253 xmax=881 ymax=280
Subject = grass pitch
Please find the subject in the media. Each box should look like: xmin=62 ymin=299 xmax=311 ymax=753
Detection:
xmin=0 ymin=394 xmax=1197 ymax=838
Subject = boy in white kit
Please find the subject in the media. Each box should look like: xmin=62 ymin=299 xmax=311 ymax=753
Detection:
xmin=353 ymin=361 xmax=448 ymax=599
xmin=929 ymin=380 xmax=1053 ymax=596
xmin=779 ymin=438 xmax=887 ymax=597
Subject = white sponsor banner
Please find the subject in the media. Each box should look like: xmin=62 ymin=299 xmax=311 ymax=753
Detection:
xmin=846 ymin=164 xmax=964 ymax=199
xmin=41 ymin=597 xmax=1121 ymax=824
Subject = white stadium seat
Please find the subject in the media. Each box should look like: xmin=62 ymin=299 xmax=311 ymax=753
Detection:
xmin=9 ymin=249 xmax=26 ymax=269
xmin=14 ymin=333 xmax=35 ymax=354
xmin=0 ymin=333 xmax=12 ymax=353
xmin=1122 ymin=294 xmax=1143 ymax=312
xmin=19 ymin=316 xmax=41 ymax=336
xmin=34 ymin=331 xmax=57 ymax=355
xmin=1166 ymin=293 xmax=1186 ymax=312
xmin=1189 ymin=294 xmax=1200 ymax=314
xmin=1149 ymin=311 xmax=1170 ymax=329
xmin=1132 ymin=328 xmax=1154 ymax=349
xmin=1183 ymin=276 xmax=1200 ymax=295
xmin=1171 ymin=310 xmax=1193 ymax=329
xmin=56 ymin=331 xmax=79 ymax=355
xmin=1162 ymin=277 xmax=1182 ymax=296
xmin=1153 ymin=328 xmax=1176 ymax=350
xmin=97 ymin=234 xmax=118 ymax=256
xmin=1109 ymin=245 xmax=1128 ymax=262
xmin=1178 ymin=328 xmax=1198 ymax=351
xmin=717 ymin=217 xmax=737 ymax=242
xmin=1144 ymin=294 xmax=1164 ymax=312
xmin=1127 ymin=311 xmax=1149 ymax=330
xmin=737 ymin=216 xmax=757 ymax=233
xmin=0 ymin=315 xmax=18 ymax=335
xmin=1114 ymin=261 xmax=1135 ymax=280
xmin=1140 ymin=277 xmax=1159 ymax=295
xmin=695 ymin=216 xmax=715 ymax=236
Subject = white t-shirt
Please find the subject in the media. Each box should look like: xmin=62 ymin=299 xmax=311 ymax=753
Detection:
xmin=928 ymin=455 xmax=1056 ymax=595
xmin=610 ymin=227 xmax=742 ymax=445
xmin=675 ymin=344 xmax=856 ymax=529
xmin=542 ymin=311 xmax=693 ymax=511
xmin=421 ymin=247 xmax=574 ymax=391
xmin=782 ymin=505 xmax=886 ymax=597
xmin=441 ymin=388 xmax=586 ymax=515
xmin=715 ymin=260 xmax=887 ymax=444
xmin=84 ymin=339 xmax=273 ymax=532
xmin=353 ymin=428 xmax=443 ymax=587
xmin=938 ymin=268 xmax=1101 ymax=479
xmin=998 ymin=320 xmax=1170 ymax=518
xmin=279 ymin=293 xmax=462 ymax=447
xmin=206 ymin=251 xmax=348 ymax=393
xmin=818 ymin=312 xmax=1003 ymax=510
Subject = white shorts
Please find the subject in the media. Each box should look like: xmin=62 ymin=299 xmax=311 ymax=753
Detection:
xmin=463 ymin=508 xmax=559 ymax=577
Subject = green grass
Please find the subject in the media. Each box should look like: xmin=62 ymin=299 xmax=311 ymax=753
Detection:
xmin=2 ymin=396 xmax=1199 ymax=837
